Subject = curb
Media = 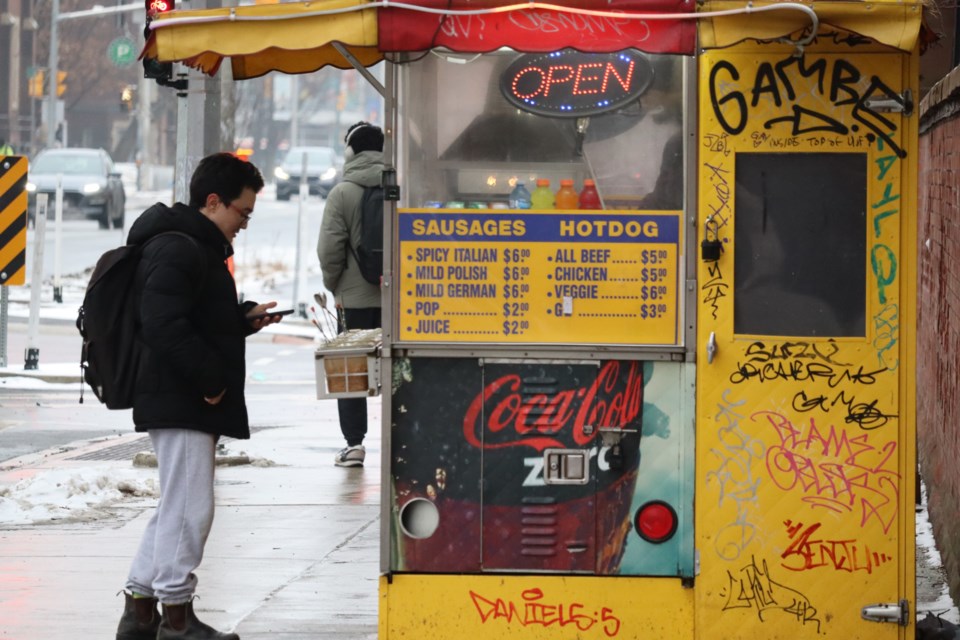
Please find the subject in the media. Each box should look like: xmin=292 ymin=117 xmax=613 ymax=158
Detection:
xmin=0 ymin=368 xmax=81 ymax=384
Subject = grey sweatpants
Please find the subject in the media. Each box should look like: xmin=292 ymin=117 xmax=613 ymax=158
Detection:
xmin=125 ymin=428 xmax=216 ymax=604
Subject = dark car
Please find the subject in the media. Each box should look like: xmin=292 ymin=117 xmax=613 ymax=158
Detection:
xmin=274 ymin=146 xmax=339 ymax=200
xmin=27 ymin=148 xmax=126 ymax=229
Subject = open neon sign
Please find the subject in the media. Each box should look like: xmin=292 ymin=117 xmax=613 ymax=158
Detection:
xmin=500 ymin=50 xmax=654 ymax=118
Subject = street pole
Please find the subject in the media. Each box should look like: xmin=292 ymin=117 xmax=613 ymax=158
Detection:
xmin=172 ymin=0 xmax=221 ymax=203
xmin=45 ymin=0 xmax=59 ymax=149
xmin=25 ymin=194 xmax=48 ymax=370
xmin=0 ymin=285 xmax=8 ymax=368
xmin=291 ymin=74 xmax=300 ymax=146
xmin=7 ymin=15 xmax=22 ymax=150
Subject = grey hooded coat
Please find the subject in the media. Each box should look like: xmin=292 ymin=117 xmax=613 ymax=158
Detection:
xmin=317 ymin=149 xmax=383 ymax=309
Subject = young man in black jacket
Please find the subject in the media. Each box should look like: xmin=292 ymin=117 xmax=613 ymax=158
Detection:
xmin=116 ymin=153 xmax=283 ymax=640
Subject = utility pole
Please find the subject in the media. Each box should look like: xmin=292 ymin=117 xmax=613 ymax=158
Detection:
xmin=219 ymin=0 xmax=236 ymax=153
xmin=172 ymin=0 xmax=220 ymax=203
xmin=4 ymin=12 xmax=22 ymax=149
xmin=291 ymin=74 xmax=300 ymax=147
xmin=45 ymin=0 xmax=58 ymax=149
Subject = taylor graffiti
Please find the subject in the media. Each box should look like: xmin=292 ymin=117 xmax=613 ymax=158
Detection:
xmin=872 ymin=140 xmax=901 ymax=368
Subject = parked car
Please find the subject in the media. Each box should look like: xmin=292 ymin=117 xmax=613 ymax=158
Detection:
xmin=274 ymin=146 xmax=340 ymax=200
xmin=27 ymin=148 xmax=126 ymax=229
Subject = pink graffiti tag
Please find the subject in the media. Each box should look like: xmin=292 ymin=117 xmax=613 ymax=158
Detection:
xmin=756 ymin=411 xmax=900 ymax=532
xmin=781 ymin=520 xmax=893 ymax=573
xmin=470 ymin=588 xmax=622 ymax=637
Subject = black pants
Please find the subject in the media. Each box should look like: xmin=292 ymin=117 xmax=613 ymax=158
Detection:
xmin=337 ymin=307 xmax=381 ymax=446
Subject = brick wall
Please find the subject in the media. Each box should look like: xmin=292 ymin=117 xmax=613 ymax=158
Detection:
xmin=919 ymin=65 xmax=960 ymax=603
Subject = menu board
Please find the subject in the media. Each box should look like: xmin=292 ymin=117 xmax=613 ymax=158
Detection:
xmin=397 ymin=209 xmax=683 ymax=346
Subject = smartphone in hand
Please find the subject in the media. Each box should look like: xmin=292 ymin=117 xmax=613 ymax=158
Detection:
xmin=249 ymin=308 xmax=295 ymax=321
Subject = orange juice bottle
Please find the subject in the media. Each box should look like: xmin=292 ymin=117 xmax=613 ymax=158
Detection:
xmin=555 ymin=179 xmax=579 ymax=209
xmin=530 ymin=179 xmax=555 ymax=209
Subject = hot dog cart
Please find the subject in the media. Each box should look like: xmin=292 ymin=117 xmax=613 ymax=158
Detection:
xmin=145 ymin=1 xmax=926 ymax=637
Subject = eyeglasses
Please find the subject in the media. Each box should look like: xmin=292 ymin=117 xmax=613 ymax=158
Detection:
xmin=225 ymin=201 xmax=253 ymax=225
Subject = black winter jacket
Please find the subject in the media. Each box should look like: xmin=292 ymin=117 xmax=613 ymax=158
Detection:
xmin=127 ymin=202 xmax=257 ymax=439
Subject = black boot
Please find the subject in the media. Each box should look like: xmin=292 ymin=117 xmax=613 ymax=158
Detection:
xmin=158 ymin=599 xmax=240 ymax=640
xmin=116 ymin=591 xmax=160 ymax=640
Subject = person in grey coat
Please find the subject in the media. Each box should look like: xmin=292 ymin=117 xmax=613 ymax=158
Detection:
xmin=317 ymin=122 xmax=384 ymax=467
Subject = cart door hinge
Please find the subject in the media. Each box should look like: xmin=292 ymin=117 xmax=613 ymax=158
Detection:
xmin=864 ymin=89 xmax=913 ymax=116
xmin=861 ymin=599 xmax=909 ymax=626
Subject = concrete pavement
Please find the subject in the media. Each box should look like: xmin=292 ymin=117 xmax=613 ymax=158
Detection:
xmin=0 ymin=397 xmax=382 ymax=639
xmin=0 ymin=320 xmax=957 ymax=638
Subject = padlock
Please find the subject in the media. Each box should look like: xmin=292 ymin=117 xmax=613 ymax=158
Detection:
xmin=701 ymin=216 xmax=723 ymax=262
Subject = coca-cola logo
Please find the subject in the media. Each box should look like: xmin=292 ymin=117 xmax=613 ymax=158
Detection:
xmin=463 ymin=361 xmax=644 ymax=452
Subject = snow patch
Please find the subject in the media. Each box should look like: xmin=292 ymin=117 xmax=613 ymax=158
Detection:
xmin=917 ymin=481 xmax=960 ymax=623
xmin=0 ymin=466 xmax=158 ymax=525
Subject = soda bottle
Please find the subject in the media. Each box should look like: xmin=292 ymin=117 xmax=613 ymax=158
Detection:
xmin=530 ymin=179 xmax=555 ymax=209
xmin=579 ymin=179 xmax=602 ymax=210
xmin=555 ymin=179 xmax=579 ymax=209
xmin=509 ymin=181 xmax=532 ymax=209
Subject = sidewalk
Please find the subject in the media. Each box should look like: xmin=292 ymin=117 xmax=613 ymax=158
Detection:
xmin=0 ymin=404 xmax=381 ymax=639
xmin=1 ymin=323 xmax=957 ymax=638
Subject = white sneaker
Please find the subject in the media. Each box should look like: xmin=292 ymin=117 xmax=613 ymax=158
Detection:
xmin=334 ymin=445 xmax=365 ymax=467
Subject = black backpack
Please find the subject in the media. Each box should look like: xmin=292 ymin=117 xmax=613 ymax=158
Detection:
xmin=76 ymin=231 xmax=199 ymax=409
xmin=345 ymin=179 xmax=384 ymax=285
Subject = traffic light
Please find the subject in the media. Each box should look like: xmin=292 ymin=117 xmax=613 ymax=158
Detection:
xmin=120 ymin=85 xmax=136 ymax=112
xmin=27 ymin=71 xmax=67 ymax=98
xmin=28 ymin=71 xmax=44 ymax=98
xmin=145 ymin=0 xmax=175 ymax=19
xmin=143 ymin=0 xmax=175 ymax=83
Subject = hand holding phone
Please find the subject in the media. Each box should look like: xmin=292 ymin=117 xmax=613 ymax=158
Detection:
xmin=249 ymin=308 xmax=295 ymax=321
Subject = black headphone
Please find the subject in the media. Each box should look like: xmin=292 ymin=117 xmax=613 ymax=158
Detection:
xmin=345 ymin=122 xmax=375 ymax=146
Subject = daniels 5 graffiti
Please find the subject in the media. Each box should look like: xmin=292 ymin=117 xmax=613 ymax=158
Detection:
xmin=470 ymin=587 xmax=623 ymax=637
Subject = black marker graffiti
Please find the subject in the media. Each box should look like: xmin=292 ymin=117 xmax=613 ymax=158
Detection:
xmin=730 ymin=361 xmax=886 ymax=388
xmin=720 ymin=555 xmax=822 ymax=632
xmin=703 ymin=132 xmax=732 ymax=156
xmin=792 ymin=390 xmax=897 ymax=429
xmin=742 ymin=341 xmax=850 ymax=367
xmin=702 ymin=261 xmax=727 ymax=321
xmin=812 ymin=30 xmax=872 ymax=48
xmin=709 ymin=55 xmax=906 ymax=158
